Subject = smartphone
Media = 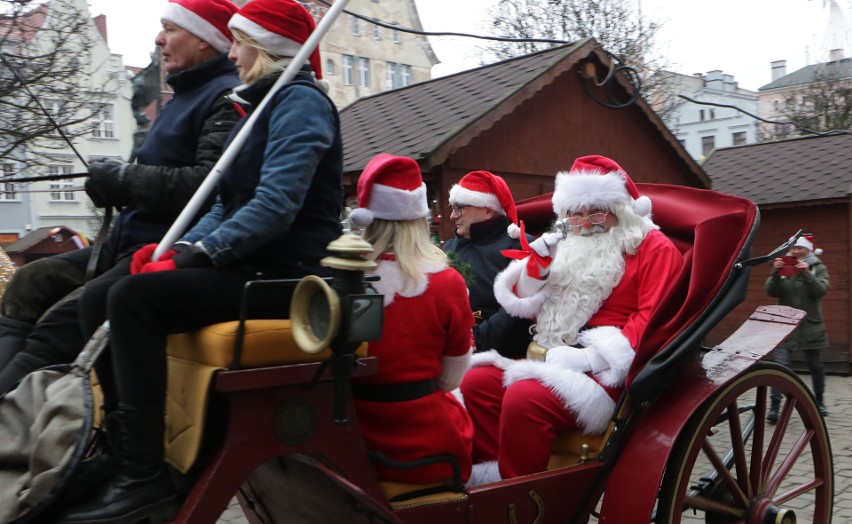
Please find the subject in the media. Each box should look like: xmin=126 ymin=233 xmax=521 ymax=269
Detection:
xmin=778 ymin=255 xmax=798 ymax=276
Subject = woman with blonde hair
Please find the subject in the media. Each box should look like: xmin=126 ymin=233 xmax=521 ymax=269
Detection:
xmin=348 ymin=154 xmax=474 ymax=485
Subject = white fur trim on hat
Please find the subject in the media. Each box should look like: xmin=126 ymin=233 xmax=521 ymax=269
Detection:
xmin=355 ymin=182 xmax=430 ymax=226
xmin=449 ymin=185 xmax=506 ymax=216
xmin=162 ymin=2 xmax=232 ymax=53
xmin=553 ymin=171 xmax=651 ymax=218
xmin=229 ymin=13 xmax=304 ymax=58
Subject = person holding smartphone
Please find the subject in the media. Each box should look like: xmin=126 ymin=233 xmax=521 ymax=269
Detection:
xmin=766 ymin=234 xmax=830 ymax=423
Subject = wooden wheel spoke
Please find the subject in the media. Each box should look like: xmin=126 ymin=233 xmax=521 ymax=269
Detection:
xmin=749 ymin=386 xmax=767 ymax=494
xmin=765 ymin=428 xmax=813 ymax=498
xmin=773 ymin=477 xmax=825 ymax=505
xmin=762 ymin=397 xmax=798 ymax=481
xmin=683 ymin=494 xmax=744 ymax=518
xmin=701 ymin=440 xmax=749 ymax=507
xmin=725 ymin=399 xmax=751 ymax=497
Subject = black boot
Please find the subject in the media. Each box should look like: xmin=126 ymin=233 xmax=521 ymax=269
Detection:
xmin=816 ymin=393 xmax=828 ymax=417
xmin=57 ymin=405 xmax=179 ymax=524
xmin=0 ymin=316 xmax=33 ymax=371
xmin=767 ymin=394 xmax=780 ymax=425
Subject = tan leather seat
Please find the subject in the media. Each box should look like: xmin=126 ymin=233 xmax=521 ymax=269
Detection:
xmin=164 ymin=319 xmax=366 ymax=472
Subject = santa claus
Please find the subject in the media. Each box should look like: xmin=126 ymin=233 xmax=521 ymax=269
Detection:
xmin=459 ymin=154 xmax=683 ymax=484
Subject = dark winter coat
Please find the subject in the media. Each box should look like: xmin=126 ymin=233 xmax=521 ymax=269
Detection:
xmin=180 ymin=70 xmax=343 ymax=276
xmin=443 ymin=215 xmax=533 ymax=358
xmin=106 ymin=53 xmax=241 ymax=257
xmin=765 ymin=253 xmax=829 ymax=350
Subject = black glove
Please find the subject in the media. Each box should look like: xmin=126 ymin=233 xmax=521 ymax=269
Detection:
xmin=171 ymin=243 xmax=214 ymax=269
xmin=85 ymin=159 xmax=130 ymax=208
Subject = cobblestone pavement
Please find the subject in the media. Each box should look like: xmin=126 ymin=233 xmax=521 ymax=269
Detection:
xmin=215 ymin=373 xmax=852 ymax=523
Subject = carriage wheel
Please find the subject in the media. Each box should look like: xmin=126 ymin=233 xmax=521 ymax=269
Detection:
xmin=656 ymin=362 xmax=832 ymax=523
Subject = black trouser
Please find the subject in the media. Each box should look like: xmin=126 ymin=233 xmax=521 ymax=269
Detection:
xmin=79 ymin=266 xmax=295 ymax=409
xmin=770 ymin=345 xmax=826 ymax=405
xmin=0 ymin=248 xmax=119 ymax=393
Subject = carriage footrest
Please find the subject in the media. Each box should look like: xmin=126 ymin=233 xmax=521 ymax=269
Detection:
xmin=380 ymin=481 xmax=468 ymax=509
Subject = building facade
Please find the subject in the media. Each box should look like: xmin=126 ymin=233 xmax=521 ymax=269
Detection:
xmin=758 ymin=49 xmax=852 ymax=141
xmin=658 ymin=70 xmax=759 ymax=163
xmin=0 ymin=0 xmax=134 ymax=242
xmin=302 ymin=0 xmax=439 ymax=108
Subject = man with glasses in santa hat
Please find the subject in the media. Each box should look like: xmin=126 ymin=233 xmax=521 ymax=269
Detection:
xmin=444 ymin=171 xmax=533 ymax=358
xmin=459 ymin=155 xmax=683 ymax=484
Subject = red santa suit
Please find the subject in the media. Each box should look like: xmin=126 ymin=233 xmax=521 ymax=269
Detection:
xmin=461 ymin=227 xmax=682 ymax=480
xmin=353 ymin=256 xmax=475 ymax=483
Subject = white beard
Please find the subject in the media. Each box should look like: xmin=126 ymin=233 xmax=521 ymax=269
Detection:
xmin=532 ymin=226 xmax=632 ymax=349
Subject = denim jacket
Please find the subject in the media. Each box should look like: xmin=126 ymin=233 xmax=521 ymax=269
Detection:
xmin=181 ymin=73 xmax=343 ymax=276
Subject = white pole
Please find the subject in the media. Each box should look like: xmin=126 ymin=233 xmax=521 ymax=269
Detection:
xmin=153 ymin=0 xmax=353 ymax=261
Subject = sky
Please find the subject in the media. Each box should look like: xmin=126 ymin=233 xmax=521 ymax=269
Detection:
xmin=86 ymin=0 xmax=851 ymax=91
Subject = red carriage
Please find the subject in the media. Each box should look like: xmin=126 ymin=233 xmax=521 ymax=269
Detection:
xmin=147 ymin=183 xmax=831 ymax=524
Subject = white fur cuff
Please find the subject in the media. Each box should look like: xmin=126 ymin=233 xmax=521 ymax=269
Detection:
xmin=578 ymin=326 xmax=635 ymax=388
xmin=494 ymin=260 xmax=547 ymax=319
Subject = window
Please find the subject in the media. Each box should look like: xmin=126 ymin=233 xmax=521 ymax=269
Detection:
xmin=400 ymin=65 xmax=411 ymax=87
xmin=357 ymin=57 xmax=370 ymax=88
xmin=325 ymin=58 xmax=335 ymax=76
xmin=342 ymin=55 xmax=354 ymax=85
xmin=1 ymin=164 xmax=16 ymax=201
xmin=48 ymin=165 xmax=75 ymax=201
xmin=91 ymin=104 xmax=115 ymax=138
xmin=699 ymin=109 xmax=705 ymax=121
xmin=386 ymin=62 xmax=397 ymax=90
xmin=774 ymin=123 xmax=791 ymax=137
xmin=391 ymin=28 xmax=400 ymax=44
xmin=701 ymin=136 xmax=715 ymax=156
xmin=386 ymin=62 xmax=413 ymax=89
xmin=732 ymin=131 xmax=747 ymax=146
xmin=372 ymin=22 xmax=382 ymax=40
xmin=350 ymin=15 xmax=361 ymax=36
xmin=44 ymin=99 xmax=65 ymax=136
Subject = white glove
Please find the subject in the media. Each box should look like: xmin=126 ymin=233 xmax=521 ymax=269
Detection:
xmin=528 ymin=232 xmax=561 ymax=258
xmin=545 ymin=345 xmax=610 ymax=373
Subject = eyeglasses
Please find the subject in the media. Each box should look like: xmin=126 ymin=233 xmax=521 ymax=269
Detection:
xmin=566 ymin=211 xmax=609 ymax=227
xmin=450 ymin=204 xmax=468 ymax=215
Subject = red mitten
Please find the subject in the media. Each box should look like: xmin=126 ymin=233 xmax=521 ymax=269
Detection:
xmin=139 ymin=259 xmax=178 ymax=273
xmin=130 ymin=244 xmax=176 ymax=274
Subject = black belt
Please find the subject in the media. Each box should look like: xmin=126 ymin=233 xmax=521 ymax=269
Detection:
xmin=352 ymin=379 xmax=437 ymax=402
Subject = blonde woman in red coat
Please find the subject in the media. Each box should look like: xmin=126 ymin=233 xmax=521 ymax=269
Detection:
xmin=348 ymin=154 xmax=474 ymax=484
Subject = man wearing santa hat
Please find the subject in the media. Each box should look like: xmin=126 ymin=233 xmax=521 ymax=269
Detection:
xmin=443 ymin=171 xmax=533 ymax=358
xmin=459 ymin=155 xmax=683 ymax=484
xmin=0 ymin=0 xmax=242 ymax=394
xmin=766 ymin=233 xmax=830 ymax=422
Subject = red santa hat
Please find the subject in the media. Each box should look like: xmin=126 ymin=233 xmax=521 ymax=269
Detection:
xmin=228 ymin=0 xmax=323 ymax=80
xmin=795 ymin=233 xmax=823 ymax=255
xmin=552 ymin=155 xmax=652 ymax=218
xmin=349 ymin=154 xmax=430 ymax=227
xmin=449 ymin=171 xmax=521 ymax=238
xmin=161 ymin=0 xmax=238 ymax=54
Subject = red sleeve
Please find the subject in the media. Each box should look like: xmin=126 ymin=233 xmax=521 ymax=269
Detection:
xmin=620 ymin=230 xmax=683 ymax=348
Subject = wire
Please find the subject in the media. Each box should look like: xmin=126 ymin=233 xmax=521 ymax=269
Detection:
xmin=312 ymin=0 xmax=571 ymax=46
xmin=677 ymin=95 xmax=852 ymax=137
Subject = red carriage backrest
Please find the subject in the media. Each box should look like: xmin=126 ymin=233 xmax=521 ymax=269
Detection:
xmin=515 ymin=184 xmax=758 ymax=395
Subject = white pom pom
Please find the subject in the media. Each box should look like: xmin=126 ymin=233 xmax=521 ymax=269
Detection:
xmin=316 ymin=79 xmax=331 ymax=94
xmin=349 ymin=208 xmax=374 ymax=227
xmin=507 ymin=223 xmax=521 ymax=239
xmin=814 ymin=248 xmax=824 ymax=256
xmin=633 ymin=195 xmax=652 ymax=217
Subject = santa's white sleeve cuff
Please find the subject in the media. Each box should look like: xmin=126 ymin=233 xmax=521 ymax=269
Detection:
xmin=578 ymin=326 xmax=635 ymax=388
xmin=493 ymin=260 xmax=548 ymax=319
